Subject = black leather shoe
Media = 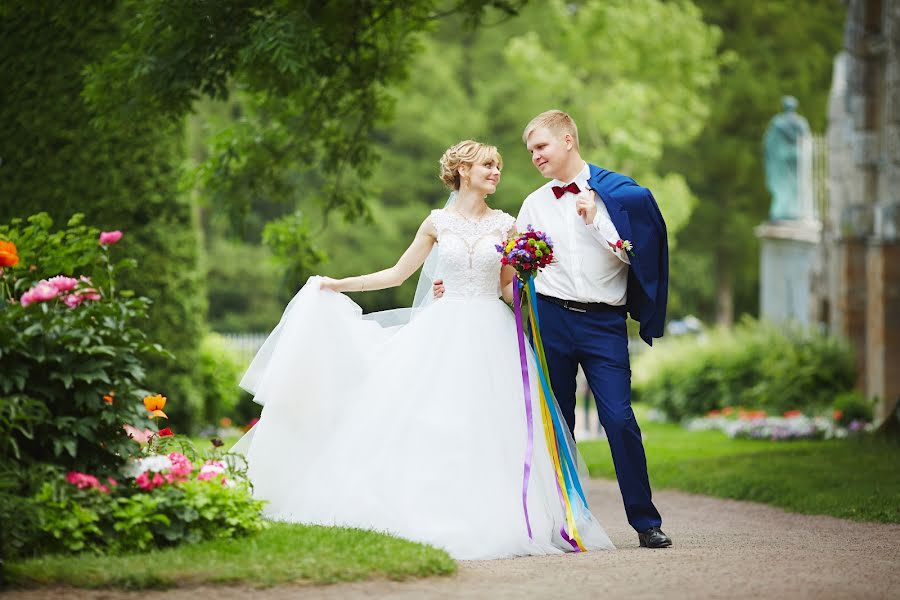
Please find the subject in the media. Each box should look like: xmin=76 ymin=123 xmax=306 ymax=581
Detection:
xmin=638 ymin=527 xmax=672 ymax=548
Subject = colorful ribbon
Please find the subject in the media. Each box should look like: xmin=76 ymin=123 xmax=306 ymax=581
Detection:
xmin=512 ymin=281 xmax=534 ymax=539
xmin=512 ymin=275 xmax=587 ymax=551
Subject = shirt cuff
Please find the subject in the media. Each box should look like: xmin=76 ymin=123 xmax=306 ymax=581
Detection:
xmin=590 ymin=213 xmax=631 ymax=265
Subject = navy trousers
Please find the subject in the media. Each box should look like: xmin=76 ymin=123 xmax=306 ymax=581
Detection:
xmin=536 ymin=296 xmax=662 ymax=533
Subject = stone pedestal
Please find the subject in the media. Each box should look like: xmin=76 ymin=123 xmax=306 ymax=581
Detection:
xmin=755 ymin=220 xmax=822 ymax=326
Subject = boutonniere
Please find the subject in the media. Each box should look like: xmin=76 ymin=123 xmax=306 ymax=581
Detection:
xmin=615 ymin=239 xmax=635 ymax=257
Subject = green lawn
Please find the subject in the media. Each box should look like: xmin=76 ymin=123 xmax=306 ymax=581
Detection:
xmin=579 ymin=407 xmax=900 ymax=523
xmin=7 ymin=522 xmax=455 ymax=589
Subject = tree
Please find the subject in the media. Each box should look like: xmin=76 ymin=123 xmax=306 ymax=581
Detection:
xmin=661 ymin=0 xmax=846 ymax=325
xmin=85 ymin=0 xmax=529 ymax=225
xmin=0 ymin=2 xmax=206 ymax=430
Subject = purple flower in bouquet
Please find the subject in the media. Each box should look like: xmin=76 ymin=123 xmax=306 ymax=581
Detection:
xmin=495 ymin=225 xmax=554 ymax=280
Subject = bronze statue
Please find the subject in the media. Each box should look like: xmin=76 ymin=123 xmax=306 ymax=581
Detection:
xmin=763 ymin=96 xmax=811 ymax=220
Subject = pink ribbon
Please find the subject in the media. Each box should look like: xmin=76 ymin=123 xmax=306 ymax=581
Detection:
xmin=513 ymin=280 xmax=534 ymax=539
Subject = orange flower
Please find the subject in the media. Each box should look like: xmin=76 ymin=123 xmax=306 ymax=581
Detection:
xmin=0 ymin=240 xmax=19 ymax=268
xmin=833 ymin=409 xmax=844 ymax=421
xmin=143 ymin=394 xmax=168 ymax=419
xmin=103 ymin=392 xmax=115 ymax=404
xmin=783 ymin=409 xmax=802 ymax=418
xmin=722 ymin=406 xmax=734 ymax=416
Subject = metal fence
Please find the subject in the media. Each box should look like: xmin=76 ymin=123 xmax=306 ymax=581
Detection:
xmin=220 ymin=333 xmax=267 ymax=366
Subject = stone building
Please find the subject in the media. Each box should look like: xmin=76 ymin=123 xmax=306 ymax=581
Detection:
xmin=824 ymin=0 xmax=900 ymax=423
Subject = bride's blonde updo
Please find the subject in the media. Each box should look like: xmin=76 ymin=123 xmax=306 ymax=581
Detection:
xmin=438 ymin=140 xmax=503 ymax=191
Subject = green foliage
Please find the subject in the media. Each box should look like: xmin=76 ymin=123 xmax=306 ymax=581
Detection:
xmin=580 ymin=410 xmax=900 ymax=523
xmin=204 ymin=237 xmax=285 ymax=332
xmin=0 ymin=463 xmax=58 ymax=562
xmin=0 ymin=3 xmax=206 ymax=432
xmin=198 ymin=334 xmax=245 ymax=423
xmin=634 ymin=319 xmax=857 ymax=421
xmin=0 ymin=216 xmax=163 ymax=475
xmin=85 ymin=0 xmax=527 ymax=223
xmin=833 ymin=390 xmax=874 ymax=426
xmin=7 ymin=522 xmax=456 ymax=589
xmin=262 ymin=210 xmax=329 ymax=289
xmin=31 ymin=473 xmax=266 ymax=556
xmin=662 ymin=0 xmax=846 ymax=322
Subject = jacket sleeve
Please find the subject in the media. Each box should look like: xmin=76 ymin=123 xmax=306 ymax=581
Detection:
xmin=640 ymin=189 xmax=668 ymax=344
xmin=618 ymin=186 xmax=668 ymax=345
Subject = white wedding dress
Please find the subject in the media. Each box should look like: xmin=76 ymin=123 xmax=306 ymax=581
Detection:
xmin=233 ymin=208 xmax=614 ymax=560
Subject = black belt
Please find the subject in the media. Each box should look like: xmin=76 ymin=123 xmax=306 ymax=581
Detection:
xmin=536 ymin=293 xmax=626 ymax=315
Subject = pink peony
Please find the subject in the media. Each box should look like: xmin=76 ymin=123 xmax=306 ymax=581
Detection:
xmin=135 ymin=471 xmax=154 ymax=490
xmin=197 ymin=460 xmax=226 ymax=481
xmin=99 ymin=230 xmax=123 ymax=245
xmin=66 ymin=471 xmax=110 ymax=493
xmin=62 ymin=294 xmax=84 ymax=308
xmin=73 ymin=277 xmax=101 ymax=302
xmin=47 ymin=275 xmax=78 ymax=292
xmin=167 ymin=452 xmax=193 ymax=478
xmin=20 ymin=281 xmax=59 ymax=307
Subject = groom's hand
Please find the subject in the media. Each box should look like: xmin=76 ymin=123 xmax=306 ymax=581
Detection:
xmin=432 ymin=279 xmax=445 ymax=298
xmin=575 ymin=190 xmax=598 ymax=225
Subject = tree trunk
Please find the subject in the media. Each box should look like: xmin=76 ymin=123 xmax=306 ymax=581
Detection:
xmin=715 ymin=253 xmax=734 ymax=327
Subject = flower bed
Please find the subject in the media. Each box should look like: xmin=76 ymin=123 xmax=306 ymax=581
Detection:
xmin=34 ymin=425 xmax=266 ymax=555
xmin=685 ymin=407 xmax=873 ymax=441
xmin=1 ymin=214 xmax=266 ymax=562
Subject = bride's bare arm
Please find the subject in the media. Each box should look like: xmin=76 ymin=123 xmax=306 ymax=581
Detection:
xmin=500 ymin=265 xmax=515 ymax=304
xmin=320 ymin=217 xmax=437 ymax=293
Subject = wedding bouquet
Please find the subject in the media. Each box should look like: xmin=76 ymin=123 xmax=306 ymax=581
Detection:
xmin=495 ymin=225 xmax=554 ymax=280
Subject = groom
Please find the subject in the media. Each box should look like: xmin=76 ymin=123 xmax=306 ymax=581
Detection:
xmin=437 ymin=110 xmax=671 ymax=548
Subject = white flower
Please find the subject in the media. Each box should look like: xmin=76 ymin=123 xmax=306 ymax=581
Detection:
xmin=123 ymin=454 xmax=173 ymax=478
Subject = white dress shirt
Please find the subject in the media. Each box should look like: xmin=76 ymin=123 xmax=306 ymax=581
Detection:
xmin=517 ymin=162 xmax=630 ymax=305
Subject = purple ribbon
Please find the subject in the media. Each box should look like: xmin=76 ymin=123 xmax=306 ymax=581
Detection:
xmin=513 ymin=280 xmax=534 ymax=539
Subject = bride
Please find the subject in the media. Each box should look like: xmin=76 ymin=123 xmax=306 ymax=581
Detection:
xmin=233 ymin=140 xmax=615 ymax=560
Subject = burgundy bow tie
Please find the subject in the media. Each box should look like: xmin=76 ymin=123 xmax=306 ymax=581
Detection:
xmin=551 ymin=182 xmax=580 ymax=199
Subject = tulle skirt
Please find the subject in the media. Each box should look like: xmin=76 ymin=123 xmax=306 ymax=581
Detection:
xmin=233 ymin=277 xmax=614 ymax=560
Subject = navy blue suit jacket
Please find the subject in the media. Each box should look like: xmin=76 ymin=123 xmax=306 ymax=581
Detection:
xmin=586 ymin=164 xmax=668 ymax=346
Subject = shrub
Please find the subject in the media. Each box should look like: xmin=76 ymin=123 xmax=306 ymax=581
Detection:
xmin=0 ymin=3 xmax=205 ymax=434
xmin=31 ymin=445 xmax=265 ymax=555
xmin=634 ymin=318 xmax=857 ymax=421
xmin=198 ymin=334 xmax=245 ymax=425
xmin=833 ymin=390 xmax=874 ymax=426
xmin=0 ymin=462 xmax=58 ymax=562
xmin=0 ymin=214 xmax=164 ymax=474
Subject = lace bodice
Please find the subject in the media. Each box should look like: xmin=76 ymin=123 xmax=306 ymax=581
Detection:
xmin=430 ymin=208 xmax=516 ymax=299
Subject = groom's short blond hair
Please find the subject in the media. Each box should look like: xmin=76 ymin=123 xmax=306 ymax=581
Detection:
xmin=523 ymin=110 xmax=580 ymax=151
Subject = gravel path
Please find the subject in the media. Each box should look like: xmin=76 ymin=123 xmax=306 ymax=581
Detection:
xmin=7 ymin=478 xmax=899 ymax=599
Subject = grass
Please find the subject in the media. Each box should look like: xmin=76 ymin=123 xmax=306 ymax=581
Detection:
xmin=579 ymin=406 xmax=900 ymax=523
xmin=6 ymin=522 xmax=456 ymax=589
